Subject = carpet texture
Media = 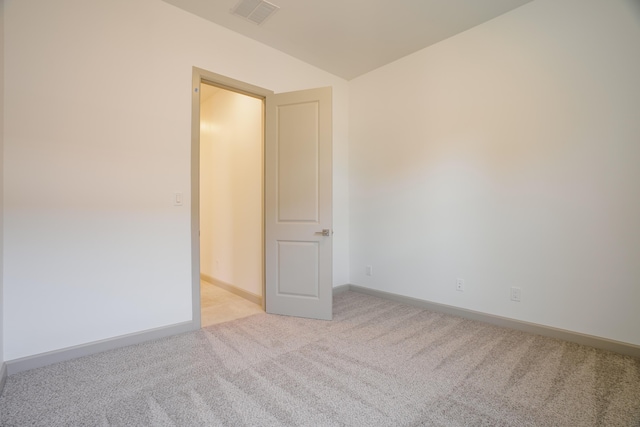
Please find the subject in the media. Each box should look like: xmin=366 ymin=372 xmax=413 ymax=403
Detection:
xmin=1 ymin=291 xmax=639 ymax=426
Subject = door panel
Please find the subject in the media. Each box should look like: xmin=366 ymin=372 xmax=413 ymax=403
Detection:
xmin=265 ymin=87 xmax=332 ymax=320
xmin=277 ymin=101 xmax=319 ymax=222
xmin=277 ymin=241 xmax=319 ymax=297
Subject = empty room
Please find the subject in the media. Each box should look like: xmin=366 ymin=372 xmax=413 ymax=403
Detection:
xmin=1 ymin=0 xmax=639 ymax=425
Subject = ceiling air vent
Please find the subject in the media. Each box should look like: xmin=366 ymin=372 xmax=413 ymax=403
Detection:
xmin=231 ymin=0 xmax=280 ymax=25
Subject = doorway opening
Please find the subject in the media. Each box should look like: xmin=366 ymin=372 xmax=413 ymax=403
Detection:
xmin=191 ymin=67 xmax=334 ymax=327
xmin=198 ymin=81 xmax=265 ymax=327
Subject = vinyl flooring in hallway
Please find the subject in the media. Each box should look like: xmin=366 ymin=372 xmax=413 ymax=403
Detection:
xmin=200 ymin=280 xmax=263 ymax=327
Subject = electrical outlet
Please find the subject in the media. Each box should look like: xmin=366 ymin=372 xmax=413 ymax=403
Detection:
xmin=366 ymin=265 xmax=373 ymax=276
xmin=510 ymin=287 xmax=521 ymax=302
xmin=456 ymin=278 xmax=465 ymax=292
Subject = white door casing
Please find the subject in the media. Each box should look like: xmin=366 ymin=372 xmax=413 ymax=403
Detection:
xmin=265 ymin=87 xmax=333 ymax=320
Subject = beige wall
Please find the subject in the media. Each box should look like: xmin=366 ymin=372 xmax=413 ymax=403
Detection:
xmin=349 ymin=0 xmax=640 ymax=346
xmin=3 ymin=0 xmax=348 ymax=360
xmin=200 ymin=85 xmax=263 ymax=297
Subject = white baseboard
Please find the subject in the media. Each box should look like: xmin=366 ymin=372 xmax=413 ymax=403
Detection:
xmin=5 ymin=284 xmax=636 ymax=379
xmin=0 ymin=362 xmax=7 ymax=395
xmin=345 ymin=284 xmax=640 ymax=359
xmin=201 ymin=274 xmax=263 ymax=306
xmin=5 ymin=321 xmax=197 ymax=376
xmin=6 ymin=276 xmax=260 ymax=377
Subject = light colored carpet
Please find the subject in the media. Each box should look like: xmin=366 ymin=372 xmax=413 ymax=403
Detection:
xmin=1 ymin=291 xmax=639 ymax=426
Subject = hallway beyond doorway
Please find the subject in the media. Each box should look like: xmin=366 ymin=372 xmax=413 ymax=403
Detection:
xmin=200 ymin=281 xmax=263 ymax=327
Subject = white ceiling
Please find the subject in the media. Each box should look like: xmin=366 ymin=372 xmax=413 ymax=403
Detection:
xmin=162 ymin=0 xmax=534 ymax=80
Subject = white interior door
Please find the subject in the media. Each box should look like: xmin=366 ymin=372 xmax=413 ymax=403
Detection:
xmin=265 ymin=87 xmax=332 ymax=320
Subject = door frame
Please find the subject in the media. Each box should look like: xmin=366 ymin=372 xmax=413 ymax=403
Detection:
xmin=191 ymin=67 xmax=273 ymax=328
